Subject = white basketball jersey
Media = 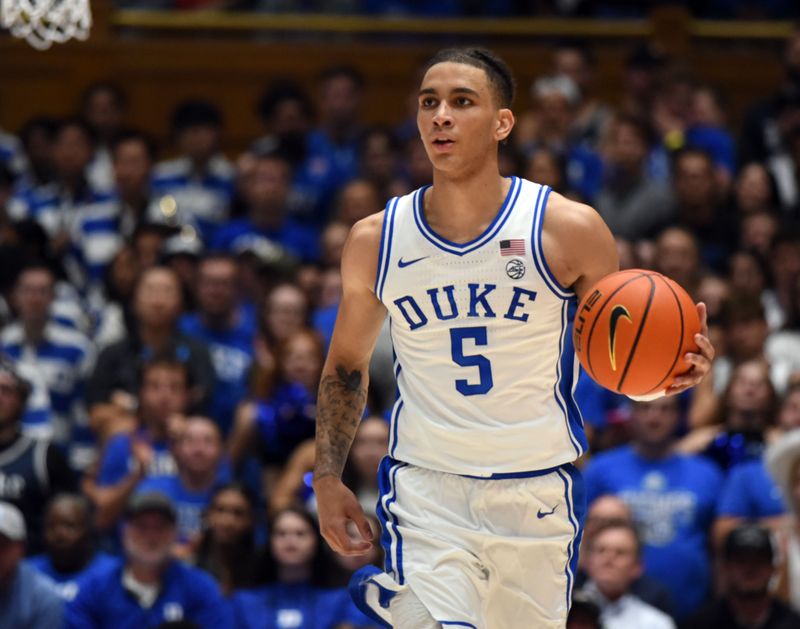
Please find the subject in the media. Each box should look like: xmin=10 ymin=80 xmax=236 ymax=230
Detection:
xmin=375 ymin=177 xmax=587 ymax=476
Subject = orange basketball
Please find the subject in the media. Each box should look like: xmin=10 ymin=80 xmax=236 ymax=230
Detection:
xmin=572 ymin=269 xmax=700 ymax=397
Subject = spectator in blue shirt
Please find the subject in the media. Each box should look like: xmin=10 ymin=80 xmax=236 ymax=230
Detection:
xmin=713 ymin=459 xmax=786 ymax=549
xmin=28 ymin=493 xmax=117 ymax=602
xmin=0 ymin=501 xmax=63 ymax=628
xmin=65 ymin=492 xmax=231 ymax=629
xmin=151 ymin=100 xmax=234 ymax=244
xmin=229 ymin=329 xmax=322 ymax=495
xmin=582 ymin=395 xmax=722 ymax=619
xmin=213 ymin=150 xmax=319 ymax=263
xmin=179 ymin=253 xmax=256 ymax=435
xmin=231 ymin=506 xmax=369 ymax=629
xmin=87 ymin=354 xmax=191 ymax=532
xmin=137 ymin=416 xmax=225 ymax=550
xmin=292 ymin=65 xmax=364 ymax=224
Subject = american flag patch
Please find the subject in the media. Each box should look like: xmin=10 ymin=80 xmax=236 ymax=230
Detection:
xmin=500 ymin=239 xmax=525 ymax=256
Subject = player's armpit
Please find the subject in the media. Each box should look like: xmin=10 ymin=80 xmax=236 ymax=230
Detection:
xmin=540 ymin=192 xmax=619 ymax=301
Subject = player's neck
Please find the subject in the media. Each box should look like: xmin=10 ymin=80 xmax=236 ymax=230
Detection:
xmin=426 ymin=167 xmax=510 ymax=244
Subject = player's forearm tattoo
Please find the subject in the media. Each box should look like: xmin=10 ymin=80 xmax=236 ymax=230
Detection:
xmin=314 ymin=365 xmax=368 ymax=481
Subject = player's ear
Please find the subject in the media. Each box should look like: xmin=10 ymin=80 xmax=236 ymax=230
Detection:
xmin=495 ymin=109 xmax=515 ymax=142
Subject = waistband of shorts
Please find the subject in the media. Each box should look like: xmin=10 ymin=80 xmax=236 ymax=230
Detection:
xmin=388 ymin=456 xmax=575 ymax=480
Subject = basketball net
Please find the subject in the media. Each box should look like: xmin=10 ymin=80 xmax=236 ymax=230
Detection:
xmin=1 ymin=0 xmax=91 ymax=50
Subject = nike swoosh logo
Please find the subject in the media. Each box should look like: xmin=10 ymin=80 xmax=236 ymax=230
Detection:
xmin=537 ymin=506 xmax=557 ymax=519
xmin=609 ymin=304 xmax=632 ymax=372
xmin=398 ymin=256 xmax=429 ymax=268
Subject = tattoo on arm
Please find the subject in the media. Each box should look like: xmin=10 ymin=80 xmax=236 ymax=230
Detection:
xmin=314 ymin=365 xmax=369 ymax=481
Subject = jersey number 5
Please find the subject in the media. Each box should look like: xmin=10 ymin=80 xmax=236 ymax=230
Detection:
xmin=450 ymin=326 xmax=494 ymax=396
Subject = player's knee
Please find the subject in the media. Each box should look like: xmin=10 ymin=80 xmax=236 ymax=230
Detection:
xmin=389 ymin=587 xmax=442 ymax=629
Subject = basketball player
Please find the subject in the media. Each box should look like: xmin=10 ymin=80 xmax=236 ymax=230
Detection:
xmin=313 ymin=48 xmax=714 ymax=628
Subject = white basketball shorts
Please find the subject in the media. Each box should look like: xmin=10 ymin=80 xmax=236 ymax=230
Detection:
xmin=351 ymin=456 xmax=586 ymax=629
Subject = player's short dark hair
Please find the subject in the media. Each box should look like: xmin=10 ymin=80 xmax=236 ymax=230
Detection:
xmin=170 ymin=100 xmax=223 ymax=134
xmin=424 ymin=48 xmax=516 ymax=108
xmin=111 ymin=128 xmax=158 ymax=163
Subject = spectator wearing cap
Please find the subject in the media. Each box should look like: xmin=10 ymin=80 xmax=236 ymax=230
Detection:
xmin=151 ymin=100 xmax=234 ymax=245
xmin=161 ymin=230 xmax=204 ymax=313
xmin=28 ymin=493 xmax=117 ymax=602
xmin=0 ymin=501 xmax=63 ymax=628
xmin=65 ymin=492 xmax=230 ymax=629
xmin=518 ymin=74 xmax=603 ymax=202
xmin=179 ymin=253 xmax=256 ymax=436
xmin=1 ymin=262 xmax=96 ymax=469
xmin=71 ymin=129 xmax=160 ymax=302
xmin=86 ymin=266 xmax=215 ymax=437
xmin=212 ymin=150 xmax=319 ymax=263
xmin=580 ymin=521 xmax=675 ymax=629
xmin=0 ymin=358 xmax=75 ymax=552
xmin=595 ymin=114 xmax=675 ymax=240
xmin=683 ymin=525 xmax=800 ymax=629
xmin=582 ymin=395 xmax=722 ymax=618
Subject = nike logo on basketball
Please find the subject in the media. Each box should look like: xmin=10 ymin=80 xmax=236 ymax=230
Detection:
xmin=398 ymin=256 xmax=429 ymax=268
xmin=608 ymin=304 xmax=632 ymax=371
xmin=537 ymin=506 xmax=557 ymax=519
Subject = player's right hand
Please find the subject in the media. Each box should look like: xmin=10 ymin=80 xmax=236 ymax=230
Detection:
xmin=314 ymin=476 xmax=374 ymax=556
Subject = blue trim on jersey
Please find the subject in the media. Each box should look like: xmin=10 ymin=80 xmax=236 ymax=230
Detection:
xmin=374 ymin=201 xmax=391 ymax=295
xmin=348 ymin=568 xmax=394 ymax=628
xmin=412 ymin=177 xmax=521 ymax=256
xmin=377 ymin=197 xmax=399 ymax=301
xmin=557 ymin=464 xmax=586 ymax=611
xmin=376 ymin=458 xmax=406 ymax=585
xmin=531 ymin=185 xmax=574 ymax=300
xmin=560 ymin=298 xmax=588 ymax=455
xmin=389 ymin=400 xmax=404 ymax=458
xmin=440 ymin=622 xmax=478 ymax=628
xmin=555 ymin=300 xmax=585 ymax=457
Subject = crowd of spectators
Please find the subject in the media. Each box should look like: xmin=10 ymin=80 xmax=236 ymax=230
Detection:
xmin=3 ymin=31 xmax=800 ymax=628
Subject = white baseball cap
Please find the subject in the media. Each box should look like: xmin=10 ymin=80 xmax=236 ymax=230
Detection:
xmin=0 ymin=502 xmax=26 ymax=541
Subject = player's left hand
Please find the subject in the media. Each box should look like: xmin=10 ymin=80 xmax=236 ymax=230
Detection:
xmin=665 ymin=302 xmax=715 ymax=396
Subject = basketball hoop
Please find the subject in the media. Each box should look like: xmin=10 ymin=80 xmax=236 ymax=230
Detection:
xmin=1 ymin=0 xmax=92 ymax=50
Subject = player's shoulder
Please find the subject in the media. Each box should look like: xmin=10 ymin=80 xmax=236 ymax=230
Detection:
xmin=539 ymin=188 xmax=607 ymax=238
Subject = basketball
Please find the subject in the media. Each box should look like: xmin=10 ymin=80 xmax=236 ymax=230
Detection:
xmin=573 ymin=269 xmax=701 ymax=397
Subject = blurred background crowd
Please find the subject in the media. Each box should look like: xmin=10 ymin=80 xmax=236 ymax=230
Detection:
xmin=4 ymin=6 xmax=800 ymax=629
